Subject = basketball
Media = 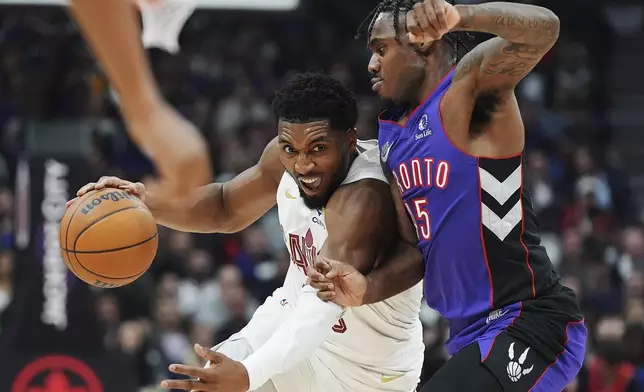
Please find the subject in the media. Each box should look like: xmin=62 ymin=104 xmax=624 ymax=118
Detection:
xmin=59 ymin=188 xmax=158 ymax=288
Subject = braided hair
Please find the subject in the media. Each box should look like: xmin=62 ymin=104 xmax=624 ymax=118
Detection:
xmin=358 ymin=0 xmax=471 ymax=62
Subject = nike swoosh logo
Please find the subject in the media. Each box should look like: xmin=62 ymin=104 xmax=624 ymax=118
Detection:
xmin=381 ymin=374 xmax=405 ymax=383
xmin=380 ymin=143 xmax=391 ymax=162
xmin=285 ymin=189 xmax=297 ymax=200
xmin=486 ymin=309 xmax=510 ymax=324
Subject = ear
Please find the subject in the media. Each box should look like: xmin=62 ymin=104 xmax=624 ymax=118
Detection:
xmin=347 ymin=127 xmax=358 ymax=151
xmin=410 ymin=40 xmax=439 ymax=56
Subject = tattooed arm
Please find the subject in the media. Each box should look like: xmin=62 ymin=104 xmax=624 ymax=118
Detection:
xmin=452 ymin=2 xmax=560 ymax=91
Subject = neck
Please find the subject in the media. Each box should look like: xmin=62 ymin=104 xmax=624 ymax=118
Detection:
xmin=415 ymin=61 xmax=453 ymax=105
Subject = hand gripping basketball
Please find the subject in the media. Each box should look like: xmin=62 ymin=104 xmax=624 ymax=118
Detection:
xmin=61 ymin=175 xmax=157 ymax=288
xmin=68 ymin=176 xmax=146 ymax=208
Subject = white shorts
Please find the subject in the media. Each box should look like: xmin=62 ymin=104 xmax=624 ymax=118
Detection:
xmin=209 ymin=288 xmax=421 ymax=392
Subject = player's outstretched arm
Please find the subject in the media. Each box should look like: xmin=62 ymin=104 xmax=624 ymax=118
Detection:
xmin=69 ymin=0 xmax=211 ymax=194
xmin=69 ymin=0 xmax=157 ymax=109
xmin=72 ymin=138 xmax=283 ymax=234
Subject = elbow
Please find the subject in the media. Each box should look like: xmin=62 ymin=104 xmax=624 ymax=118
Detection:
xmin=205 ymin=221 xmax=241 ymax=234
xmin=538 ymin=7 xmax=561 ymax=44
xmin=548 ymin=12 xmax=561 ymax=41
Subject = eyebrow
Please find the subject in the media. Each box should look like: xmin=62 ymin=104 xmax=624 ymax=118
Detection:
xmin=368 ymin=37 xmax=384 ymax=47
xmin=309 ymin=136 xmax=330 ymax=144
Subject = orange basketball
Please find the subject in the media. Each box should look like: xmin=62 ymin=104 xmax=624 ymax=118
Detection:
xmin=59 ymin=188 xmax=158 ymax=288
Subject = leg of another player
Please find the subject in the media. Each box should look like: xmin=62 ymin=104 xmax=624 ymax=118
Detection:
xmin=422 ymin=330 xmax=580 ymax=392
xmin=419 ymin=343 xmax=504 ymax=392
xmin=69 ymin=0 xmax=212 ymax=195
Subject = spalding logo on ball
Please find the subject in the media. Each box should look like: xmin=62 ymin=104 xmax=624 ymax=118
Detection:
xmin=59 ymin=188 xmax=158 ymax=288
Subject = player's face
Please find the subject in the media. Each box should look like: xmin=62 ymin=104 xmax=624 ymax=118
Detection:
xmin=368 ymin=13 xmax=427 ymax=104
xmin=278 ymin=120 xmax=356 ymax=210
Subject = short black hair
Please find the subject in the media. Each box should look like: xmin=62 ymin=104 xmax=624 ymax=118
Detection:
xmin=359 ymin=0 xmax=471 ymax=62
xmin=272 ymin=73 xmax=358 ymax=132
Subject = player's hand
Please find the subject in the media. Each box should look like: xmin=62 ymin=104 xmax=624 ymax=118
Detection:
xmin=406 ymin=0 xmax=460 ymax=44
xmin=307 ymin=256 xmax=367 ymax=307
xmin=160 ymin=344 xmax=250 ymax=392
xmin=67 ymin=176 xmax=146 ymax=208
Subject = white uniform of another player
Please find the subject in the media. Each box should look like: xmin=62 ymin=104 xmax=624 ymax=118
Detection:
xmin=210 ymin=140 xmax=425 ymax=392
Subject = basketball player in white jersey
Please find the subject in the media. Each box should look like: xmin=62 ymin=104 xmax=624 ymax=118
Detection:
xmin=72 ymin=73 xmax=425 ymax=392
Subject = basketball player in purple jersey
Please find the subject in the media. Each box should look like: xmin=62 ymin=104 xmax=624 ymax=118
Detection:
xmin=308 ymin=1 xmax=586 ymax=391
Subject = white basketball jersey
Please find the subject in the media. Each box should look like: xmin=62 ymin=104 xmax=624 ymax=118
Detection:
xmin=276 ymin=139 xmax=425 ymax=384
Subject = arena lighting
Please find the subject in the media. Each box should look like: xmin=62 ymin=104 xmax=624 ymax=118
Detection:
xmin=0 ymin=0 xmax=300 ymax=10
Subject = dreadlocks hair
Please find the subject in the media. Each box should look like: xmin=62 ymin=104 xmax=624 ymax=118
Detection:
xmin=357 ymin=0 xmax=472 ymax=63
xmin=272 ymin=73 xmax=358 ymax=132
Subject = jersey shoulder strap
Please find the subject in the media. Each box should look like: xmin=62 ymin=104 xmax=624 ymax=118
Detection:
xmin=342 ymin=139 xmax=388 ymax=186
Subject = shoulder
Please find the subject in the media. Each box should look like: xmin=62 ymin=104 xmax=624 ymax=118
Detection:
xmin=258 ymin=137 xmax=286 ymax=184
xmin=326 ymin=179 xmax=393 ymax=225
xmin=321 ymin=179 xmax=396 ymax=271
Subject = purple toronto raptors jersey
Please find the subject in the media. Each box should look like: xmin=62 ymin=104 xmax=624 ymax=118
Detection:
xmin=378 ymin=69 xmax=559 ymax=354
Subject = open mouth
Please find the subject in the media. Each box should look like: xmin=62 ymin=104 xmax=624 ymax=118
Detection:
xmin=371 ymin=77 xmax=383 ymax=92
xmin=298 ymin=176 xmax=322 ymax=195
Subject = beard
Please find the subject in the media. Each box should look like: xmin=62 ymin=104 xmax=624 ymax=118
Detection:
xmin=289 ymin=152 xmax=351 ymax=211
xmin=300 ymin=189 xmax=330 ymax=210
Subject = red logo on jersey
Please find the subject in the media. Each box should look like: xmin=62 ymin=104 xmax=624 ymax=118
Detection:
xmin=288 ymin=229 xmax=347 ymax=334
xmin=332 ymin=318 xmax=348 ymax=333
xmin=289 ymin=229 xmax=316 ymax=273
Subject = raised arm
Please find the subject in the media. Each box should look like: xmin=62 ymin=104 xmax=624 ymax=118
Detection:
xmin=240 ymin=179 xmax=396 ymax=390
xmin=451 ymin=2 xmax=560 ymax=91
xmin=74 ymin=138 xmax=283 ymax=234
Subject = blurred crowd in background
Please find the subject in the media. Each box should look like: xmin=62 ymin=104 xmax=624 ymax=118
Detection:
xmin=1 ymin=0 xmax=644 ymax=390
